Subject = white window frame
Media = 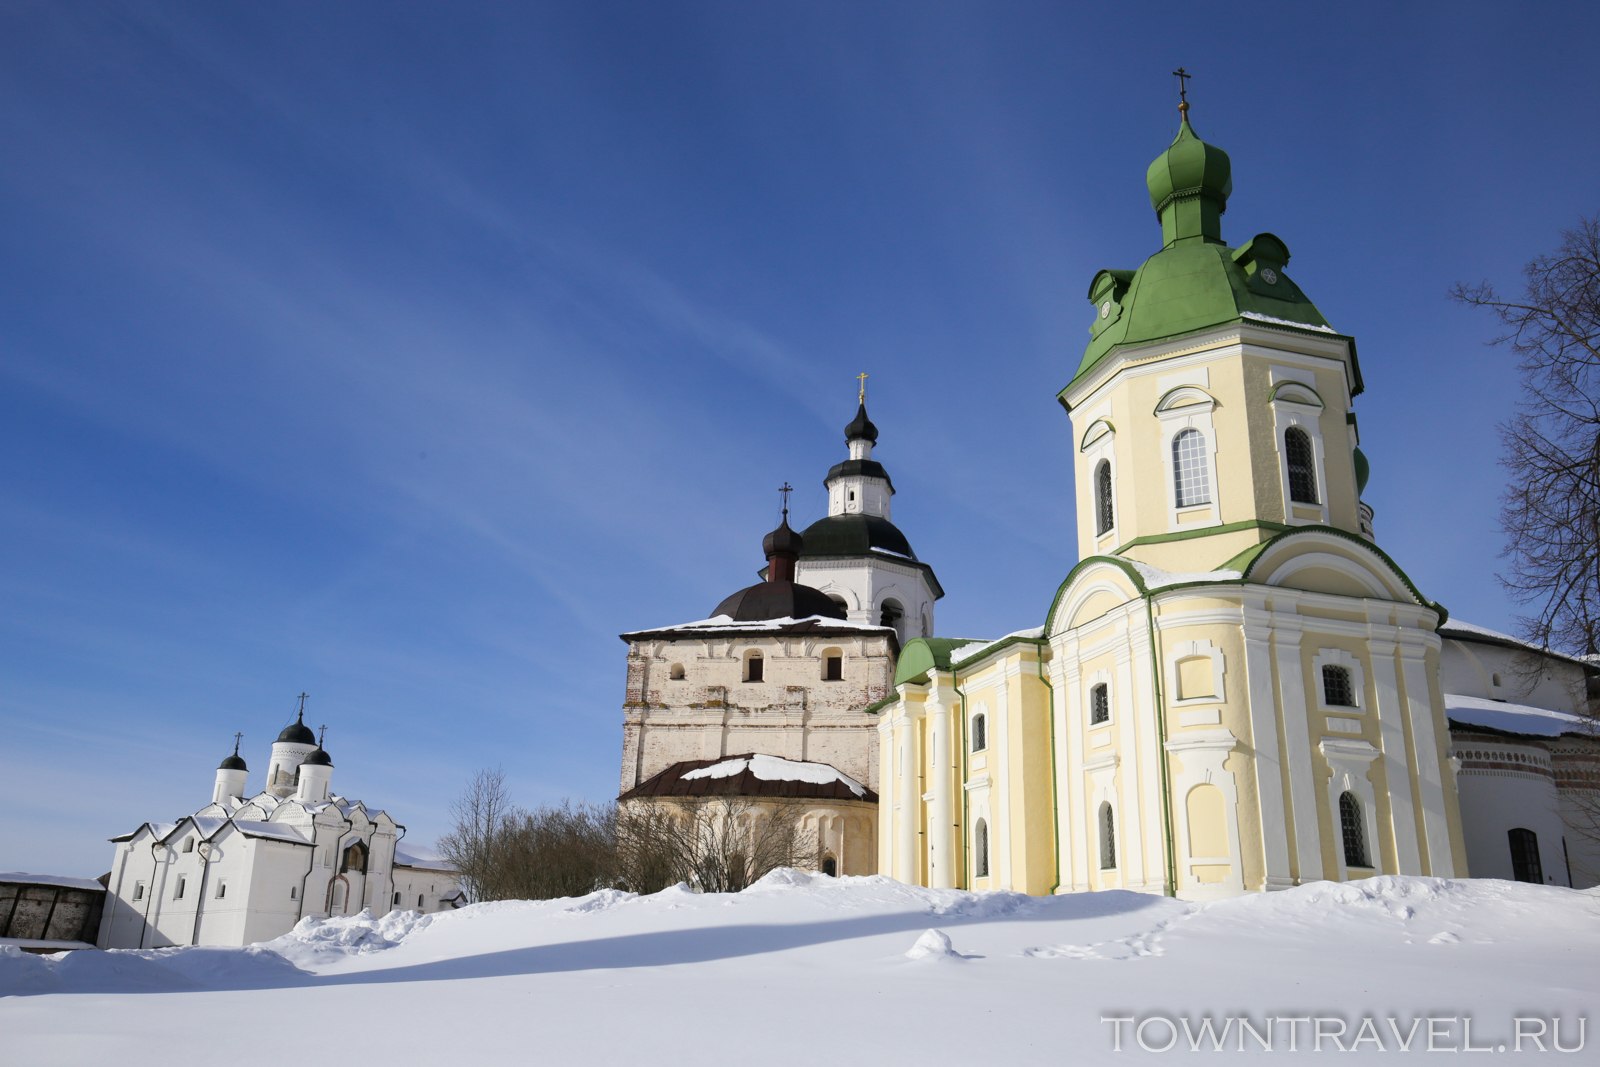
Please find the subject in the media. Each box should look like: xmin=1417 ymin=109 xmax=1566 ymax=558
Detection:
xmin=1080 ymin=418 xmax=1118 ymax=548
xmin=1269 ymin=376 xmax=1331 ymax=525
xmin=1156 ymin=387 xmax=1221 ymax=531
xmin=1318 ymin=738 xmax=1382 ymax=879
xmin=1086 ymin=671 xmax=1113 ymax=730
xmin=1312 ymin=648 xmax=1365 ymax=714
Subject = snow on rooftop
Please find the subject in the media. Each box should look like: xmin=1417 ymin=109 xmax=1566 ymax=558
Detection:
xmin=948 ymin=626 xmax=1047 ymax=668
xmin=628 ymin=613 xmax=892 ymax=635
xmin=1240 ymin=310 xmax=1338 ymax=333
xmin=0 ymin=873 xmax=105 ymax=892
xmin=681 ymin=754 xmax=868 ymax=798
xmin=231 ymin=821 xmax=312 ymax=845
xmin=1445 ymin=693 xmax=1591 ymax=738
xmin=395 ymin=844 xmax=454 ymax=871
xmin=1128 ymin=560 xmax=1243 ymax=590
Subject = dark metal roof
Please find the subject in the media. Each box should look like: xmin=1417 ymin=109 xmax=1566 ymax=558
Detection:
xmin=712 ymin=580 xmax=846 ymax=622
xmin=844 ymin=402 xmax=879 ymax=444
xmin=302 ymin=747 xmax=333 ymax=767
xmin=276 ymin=715 xmax=316 ymax=745
xmin=823 ymin=458 xmax=894 ymax=493
xmin=621 ymin=615 xmax=893 ymax=642
xmin=218 ymin=754 xmax=248 ymax=771
xmin=619 ymin=754 xmax=878 ymax=803
xmin=799 ymin=513 xmax=914 ymax=559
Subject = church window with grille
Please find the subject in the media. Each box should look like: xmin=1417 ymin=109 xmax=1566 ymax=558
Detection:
xmin=1285 ymin=427 xmax=1318 ymax=504
xmin=1172 ymin=429 xmax=1211 ymax=507
xmin=971 ymin=713 xmax=987 ymax=753
xmin=1339 ymin=791 xmax=1369 ymax=868
xmin=1090 ymin=683 xmax=1110 ymax=725
xmin=1094 ymin=460 xmax=1114 ymax=535
xmin=1508 ymin=828 xmax=1543 ymax=883
xmin=974 ymin=819 xmax=990 ymax=878
xmin=1322 ymin=665 xmax=1356 ymax=707
xmin=1099 ymin=804 xmax=1117 ymax=869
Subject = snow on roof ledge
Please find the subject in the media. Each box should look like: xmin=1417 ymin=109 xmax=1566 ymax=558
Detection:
xmin=1128 ymin=560 xmax=1242 ymax=590
xmin=0 ymin=873 xmax=106 ymax=892
xmin=1445 ymin=693 xmax=1591 ymax=738
xmin=625 ymin=614 xmax=893 ymax=636
xmin=680 ymin=754 xmax=868 ymax=798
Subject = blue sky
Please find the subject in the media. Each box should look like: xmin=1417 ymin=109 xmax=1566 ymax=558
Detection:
xmin=4 ymin=2 xmax=1596 ymax=876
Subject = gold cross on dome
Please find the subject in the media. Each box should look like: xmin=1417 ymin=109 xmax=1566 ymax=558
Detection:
xmin=856 ymin=371 xmax=869 ymax=404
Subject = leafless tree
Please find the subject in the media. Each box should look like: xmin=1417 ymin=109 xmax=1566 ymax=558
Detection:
xmin=613 ymin=797 xmax=816 ymax=894
xmin=437 ymin=769 xmax=616 ymax=902
xmin=1453 ymin=216 xmax=1600 ymax=663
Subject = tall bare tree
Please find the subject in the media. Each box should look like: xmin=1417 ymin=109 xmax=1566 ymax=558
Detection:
xmin=1453 ymin=216 xmax=1600 ymax=661
xmin=613 ymin=798 xmax=815 ymax=894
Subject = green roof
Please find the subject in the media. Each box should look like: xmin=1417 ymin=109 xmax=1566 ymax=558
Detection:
xmin=893 ymin=637 xmax=984 ymax=687
xmin=1064 ymin=114 xmax=1361 ymax=401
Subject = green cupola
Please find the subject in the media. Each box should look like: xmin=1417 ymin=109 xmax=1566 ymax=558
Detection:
xmin=1062 ymin=98 xmax=1360 ymax=405
xmin=1146 ymin=112 xmax=1232 ymax=246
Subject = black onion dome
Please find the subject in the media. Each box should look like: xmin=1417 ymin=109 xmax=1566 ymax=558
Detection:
xmin=302 ymin=747 xmax=333 ymax=767
xmin=713 ymin=581 xmax=846 ymax=622
xmin=798 ymin=514 xmax=916 ymax=559
xmin=762 ymin=517 xmax=804 ymax=558
xmin=844 ymin=403 xmax=878 ymax=444
xmin=276 ymin=715 xmax=316 ymax=745
xmin=219 ymin=753 xmax=248 ymax=771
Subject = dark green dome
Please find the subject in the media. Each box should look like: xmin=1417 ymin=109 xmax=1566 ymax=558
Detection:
xmin=1354 ymin=446 xmax=1371 ymax=494
xmin=798 ymin=514 xmax=916 ymax=560
xmin=302 ymin=747 xmax=332 ymax=767
xmin=276 ymin=714 xmax=316 ymax=746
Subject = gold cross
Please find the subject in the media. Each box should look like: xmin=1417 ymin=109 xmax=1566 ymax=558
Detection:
xmin=856 ymin=371 xmax=869 ymax=403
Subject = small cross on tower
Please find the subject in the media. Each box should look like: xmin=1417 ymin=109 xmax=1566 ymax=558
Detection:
xmin=856 ymin=371 xmax=869 ymax=404
xmin=1172 ymin=66 xmax=1192 ymax=116
xmin=318 ymin=724 xmax=328 ymax=747
xmin=779 ymin=481 xmax=794 ymax=520
xmin=231 ymin=731 xmax=243 ymax=756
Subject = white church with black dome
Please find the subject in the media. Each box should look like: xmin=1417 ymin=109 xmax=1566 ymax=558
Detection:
xmin=98 ymin=701 xmax=459 ymax=949
xmin=616 ymin=391 xmax=938 ymax=875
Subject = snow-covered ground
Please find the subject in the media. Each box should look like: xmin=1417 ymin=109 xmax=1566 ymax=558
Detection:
xmin=3 ymin=874 xmax=1596 ymax=1063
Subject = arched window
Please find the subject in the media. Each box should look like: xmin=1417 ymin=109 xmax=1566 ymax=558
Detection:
xmin=341 ymin=842 xmax=368 ymax=874
xmin=669 ymin=663 xmax=686 ymax=680
xmin=1090 ymin=682 xmax=1110 ymax=725
xmin=1339 ymin=791 xmax=1369 ymax=868
xmin=1099 ymin=803 xmax=1117 ymax=870
xmin=974 ymin=819 xmax=990 ymax=878
xmin=417 ymin=894 xmax=424 ymax=908
xmin=822 ymin=649 xmax=843 ymax=681
xmin=1094 ymin=459 xmax=1114 ymax=535
xmin=744 ymin=651 xmax=764 ymax=683
xmin=1285 ymin=427 xmax=1318 ymax=503
xmin=1172 ymin=429 xmax=1211 ymax=507
xmin=971 ymin=713 xmax=987 ymax=753
xmin=1322 ymin=665 xmax=1356 ymax=707
xmin=821 ymin=855 xmax=837 ymax=877
xmin=1508 ymin=828 xmax=1543 ymax=883
xmin=879 ymin=599 xmax=905 ymax=640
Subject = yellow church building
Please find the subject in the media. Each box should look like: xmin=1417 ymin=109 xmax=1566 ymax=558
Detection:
xmin=874 ymin=100 xmax=1473 ymax=899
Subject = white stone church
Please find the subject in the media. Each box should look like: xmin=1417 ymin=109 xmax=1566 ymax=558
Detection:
xmin=99 ymin=704 xmax=459 ymax=949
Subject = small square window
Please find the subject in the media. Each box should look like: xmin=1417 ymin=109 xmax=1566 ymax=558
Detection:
xmin=823 ymin=655 xmax=843 ymax=681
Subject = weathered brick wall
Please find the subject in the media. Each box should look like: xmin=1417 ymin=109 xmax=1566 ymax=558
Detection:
xmin=0 ymin=881 xmax=105 ymax=943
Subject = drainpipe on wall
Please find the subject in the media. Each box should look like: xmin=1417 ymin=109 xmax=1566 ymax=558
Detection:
xmin=1036 ymin=649 xmax=1061 ymax=895
xmin=953 ymin=676 xmax=969 ymax=891
xmin=1144 ymin=592 xmax=1179 ymax=898
xmin=190 ymin=839 xmax=215 ymax=947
